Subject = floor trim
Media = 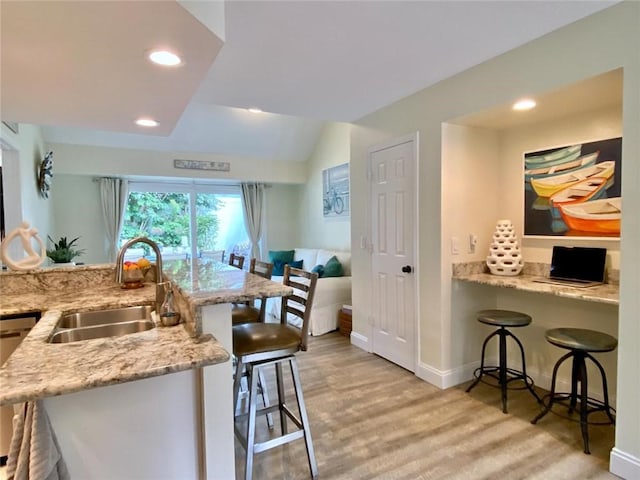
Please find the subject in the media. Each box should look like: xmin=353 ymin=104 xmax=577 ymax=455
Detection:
xmin=416 ymin=360 xmax=481 ymax=389
xmin=349 ymin=331 xmax=370 ymax=352
xmin=610 ymin=447 xmax=640 ymax=479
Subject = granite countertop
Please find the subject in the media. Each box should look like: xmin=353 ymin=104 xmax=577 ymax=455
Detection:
xmin=0 ymin=259 xmax=292 ymax=406
xmin=452 ymin=262 xmax=619 ymax=306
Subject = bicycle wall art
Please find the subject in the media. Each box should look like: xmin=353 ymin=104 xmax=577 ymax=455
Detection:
xmin=322 ymin=163 xmax=350 ymax=220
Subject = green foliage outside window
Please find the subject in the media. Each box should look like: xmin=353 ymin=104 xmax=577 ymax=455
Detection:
xmin=121 ymin=192 xmax=221 ymax=251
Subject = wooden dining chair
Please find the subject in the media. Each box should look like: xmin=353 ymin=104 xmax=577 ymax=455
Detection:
xmin=229 ymin=253 xmax=245 ymax=270
xmin=232 ymin=258 xmax=274 ymax=326
xmin=233 ymin=265 xmax=319 ymax=480
xmin=200 ymin=249 xmax=225 ymax=263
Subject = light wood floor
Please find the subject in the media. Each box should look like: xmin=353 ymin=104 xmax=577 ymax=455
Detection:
xmin=234 ymin=332 xmax=616 ymax=480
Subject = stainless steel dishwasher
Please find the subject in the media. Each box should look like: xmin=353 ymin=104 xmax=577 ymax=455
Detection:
xmin=0 ymin=312 xmax=39 ymax=464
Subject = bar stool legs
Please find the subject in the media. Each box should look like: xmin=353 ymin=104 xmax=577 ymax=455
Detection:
xmin=531 ymin=349 xmax=616 ymax=454
xmin=531 ymin=327 xmax=617 ymax=455
xmin=466 ymin=309 xmax=540 ymax=414
xmin=234 ymin=356 xmax=318 ymax=480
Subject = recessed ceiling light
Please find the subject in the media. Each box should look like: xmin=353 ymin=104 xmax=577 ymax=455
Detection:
xmin=135 ymin=118 xmax=159 ymax=127
xmin=247 ymin=108 xmax=263 ymax=114
xmin=513 ymin=98 xmax=536 ymax=111
xmin=148 ymin=50 xmax=182 ymax=67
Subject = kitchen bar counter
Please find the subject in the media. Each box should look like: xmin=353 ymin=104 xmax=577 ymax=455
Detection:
xmin=452 ymin=262 xmax=619 ymax=306
xmin=0 ymin=259 xmax=292 ymax=406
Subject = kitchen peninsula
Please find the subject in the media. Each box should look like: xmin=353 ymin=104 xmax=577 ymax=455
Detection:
xmin=0 ymin=259 xmax=292 ymax=479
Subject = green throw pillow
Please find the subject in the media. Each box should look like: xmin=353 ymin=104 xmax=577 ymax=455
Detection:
xmin=311 ymin=264 xmax=325 ymax=277
xmin=269 ymin=250 xmax=295 ymax=276
xmin=323 ymin=256 xmax=343 ymax=277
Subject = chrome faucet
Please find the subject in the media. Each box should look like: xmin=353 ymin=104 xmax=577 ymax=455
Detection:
xmin=115 ymin=237 xmax=168 ymax=314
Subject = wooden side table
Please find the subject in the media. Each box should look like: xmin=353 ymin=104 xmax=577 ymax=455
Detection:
xmin=338 ymin=307 xmax=352 ymax=337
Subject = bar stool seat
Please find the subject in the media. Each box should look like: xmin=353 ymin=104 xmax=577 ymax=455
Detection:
xmin=546 ymin=328 xmax=617 ymax=352
xmin=531 ymin=328 xmax=616 ymax=454
xmin=466 ymin=309 xmax=541 ymax=413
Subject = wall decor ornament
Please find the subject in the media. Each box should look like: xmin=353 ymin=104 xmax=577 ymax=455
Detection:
xmin=0 ymin=221 xmax=46 ymax=270
xmin=322 ymin=163 xmax=350 ymax=220
xmin=38 ymin=151 xmax=54 ymax=198
xmin=486 ymin=219 xmax=524 ymax=276
xmin=173 ymin=159 xmax=230 ymax=172
xmin=523 ymin=137 xmax=622 ymax=238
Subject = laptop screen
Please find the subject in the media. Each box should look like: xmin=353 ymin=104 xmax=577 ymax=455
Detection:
xmin=550 ymin=246 xmax=607 ymax=283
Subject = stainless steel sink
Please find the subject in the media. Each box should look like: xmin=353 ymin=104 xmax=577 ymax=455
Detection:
xmin=50 ymin=320 xmax=155 ymax=343
xmin=57 ymin=305 xmax=153 ymax=328
xmin=49 ymin=306 xmax=156 ymax=344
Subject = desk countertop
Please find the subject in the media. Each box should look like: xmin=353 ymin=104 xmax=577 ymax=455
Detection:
xmin=452 ymin=267 xmax=619 ymax=306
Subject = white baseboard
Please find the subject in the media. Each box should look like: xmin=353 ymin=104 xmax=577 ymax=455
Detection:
xmin=610 ymin=448 xmax=640 ymax=479
xmin=415 ymin=360 xmax=481 ymax=390
xmin=350 ymin=331 xmax=371 ymax=352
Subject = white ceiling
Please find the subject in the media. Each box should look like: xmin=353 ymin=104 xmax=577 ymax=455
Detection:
xmin=1 ymin=1 xmax=619 ymax=162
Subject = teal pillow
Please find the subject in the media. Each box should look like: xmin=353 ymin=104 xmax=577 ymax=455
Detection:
xmin=288 ymin=259 xmax=304 ymax=276
xmin=311 ymin=264 xmax=325 ymax=277
xmin=269 ymin=250 xmax=295 ymax=276
xmin=323 ymin=256 xmax=343 ymax=277
xmin=268 ymin=250 xmax=294 ymax=263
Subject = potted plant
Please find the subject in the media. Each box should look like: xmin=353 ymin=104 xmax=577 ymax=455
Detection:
xmin=46 ymin=236 xmax=85 ymax=265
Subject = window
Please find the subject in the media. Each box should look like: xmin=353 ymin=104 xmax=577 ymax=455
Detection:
xmin=119 ymin=182 xmax=251 ymax=264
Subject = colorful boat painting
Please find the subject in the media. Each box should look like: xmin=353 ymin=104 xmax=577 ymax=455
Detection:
xmin=524 ymin=144 xmax=581 ymax=169
xmin=558 ymin=197 xmax=621 ymax=234
xmin=530 ymin=160 xmax=615 ymax=198
xmin=548 ymin=176 xmax=610 ymax=221
xmin=525 ymin=151 xmax=599 ymax=182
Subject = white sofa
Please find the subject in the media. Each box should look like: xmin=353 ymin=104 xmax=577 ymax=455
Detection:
xmin=266 ymin=248 xmax=351 ymax=336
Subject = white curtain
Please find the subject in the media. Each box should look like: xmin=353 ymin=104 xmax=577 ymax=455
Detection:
xmin=241 ymin=183 xmax=265 ymax=260
xmin=99 ymin=178 xmax=129 ymax=262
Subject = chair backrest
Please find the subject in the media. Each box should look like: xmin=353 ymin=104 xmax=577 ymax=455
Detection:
xmin=241 ymin=258 xmax=275 ymax=319
xmin=201 ymin=249 xmax=225 ymax=263
xmin=280 ymin=265 xmax=318 ymax=351
xmin=229 ymin=253 xmax=245 ymax=270
xmin=249 ymin=258 xmax=273 ymax=280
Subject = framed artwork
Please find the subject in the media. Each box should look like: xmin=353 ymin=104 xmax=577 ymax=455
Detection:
xmin=322 ymin=163 xmax=350 ymax=220
xmin=524 ymin=137 xmax=622 ymax=238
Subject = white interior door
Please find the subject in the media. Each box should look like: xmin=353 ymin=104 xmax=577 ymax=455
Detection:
xmin=369 ymin=137 xmax=417 ymax=372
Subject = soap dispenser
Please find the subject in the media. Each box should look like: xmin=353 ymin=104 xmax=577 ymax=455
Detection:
xmin=159 ymin=287 xmax=181 ymax=327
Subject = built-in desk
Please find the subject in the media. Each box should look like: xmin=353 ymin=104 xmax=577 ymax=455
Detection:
xmin=453 ymin=271 xmax=619 ymax=306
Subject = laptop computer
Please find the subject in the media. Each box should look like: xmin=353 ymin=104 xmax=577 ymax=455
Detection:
xmin=533 ymin=246 xmax=607 ymax=288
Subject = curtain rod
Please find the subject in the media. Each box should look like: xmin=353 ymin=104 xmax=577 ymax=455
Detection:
xmin=92 ymin=177 xmax=272 ymax=188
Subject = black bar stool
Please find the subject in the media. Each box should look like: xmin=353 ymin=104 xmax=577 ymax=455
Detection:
xmin=466 ymin=309 xmax=541 ymax=413
xmin=531 ymin=328 xmax=617 ymax=454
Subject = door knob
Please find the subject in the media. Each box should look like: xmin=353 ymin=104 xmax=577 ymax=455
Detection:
xmin=401 ymin=265 xmax=412 ymax=273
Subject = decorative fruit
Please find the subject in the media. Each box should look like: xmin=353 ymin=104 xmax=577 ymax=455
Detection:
xmin=137 ymin=257 xmax=151 ymax=268
xmin=123 ymin=262 xmax=140 ymax=271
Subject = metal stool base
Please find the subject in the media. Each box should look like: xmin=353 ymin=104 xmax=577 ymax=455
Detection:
xmin=531 ymin=349 xmax=615 ymax=454
xmin=466 ymin=326 xmax=541 ymax=413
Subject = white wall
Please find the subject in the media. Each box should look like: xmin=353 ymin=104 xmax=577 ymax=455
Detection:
xmin=50 ymin=175 xmax=105 ymax=264
xmin=442 ymin=125 xmax=501 ymax=371
xmin=298 ymin=122 xmax=351 ymax=251
xmin=0 ymin=123 xmax=52 ymax=259
xmin=50 ymin=143 xmax=308 ymax=184
xmin=263 ymin=184 xmax=303 ymax=254
xmin=350 ymin=2 xmax=639 ymax=471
